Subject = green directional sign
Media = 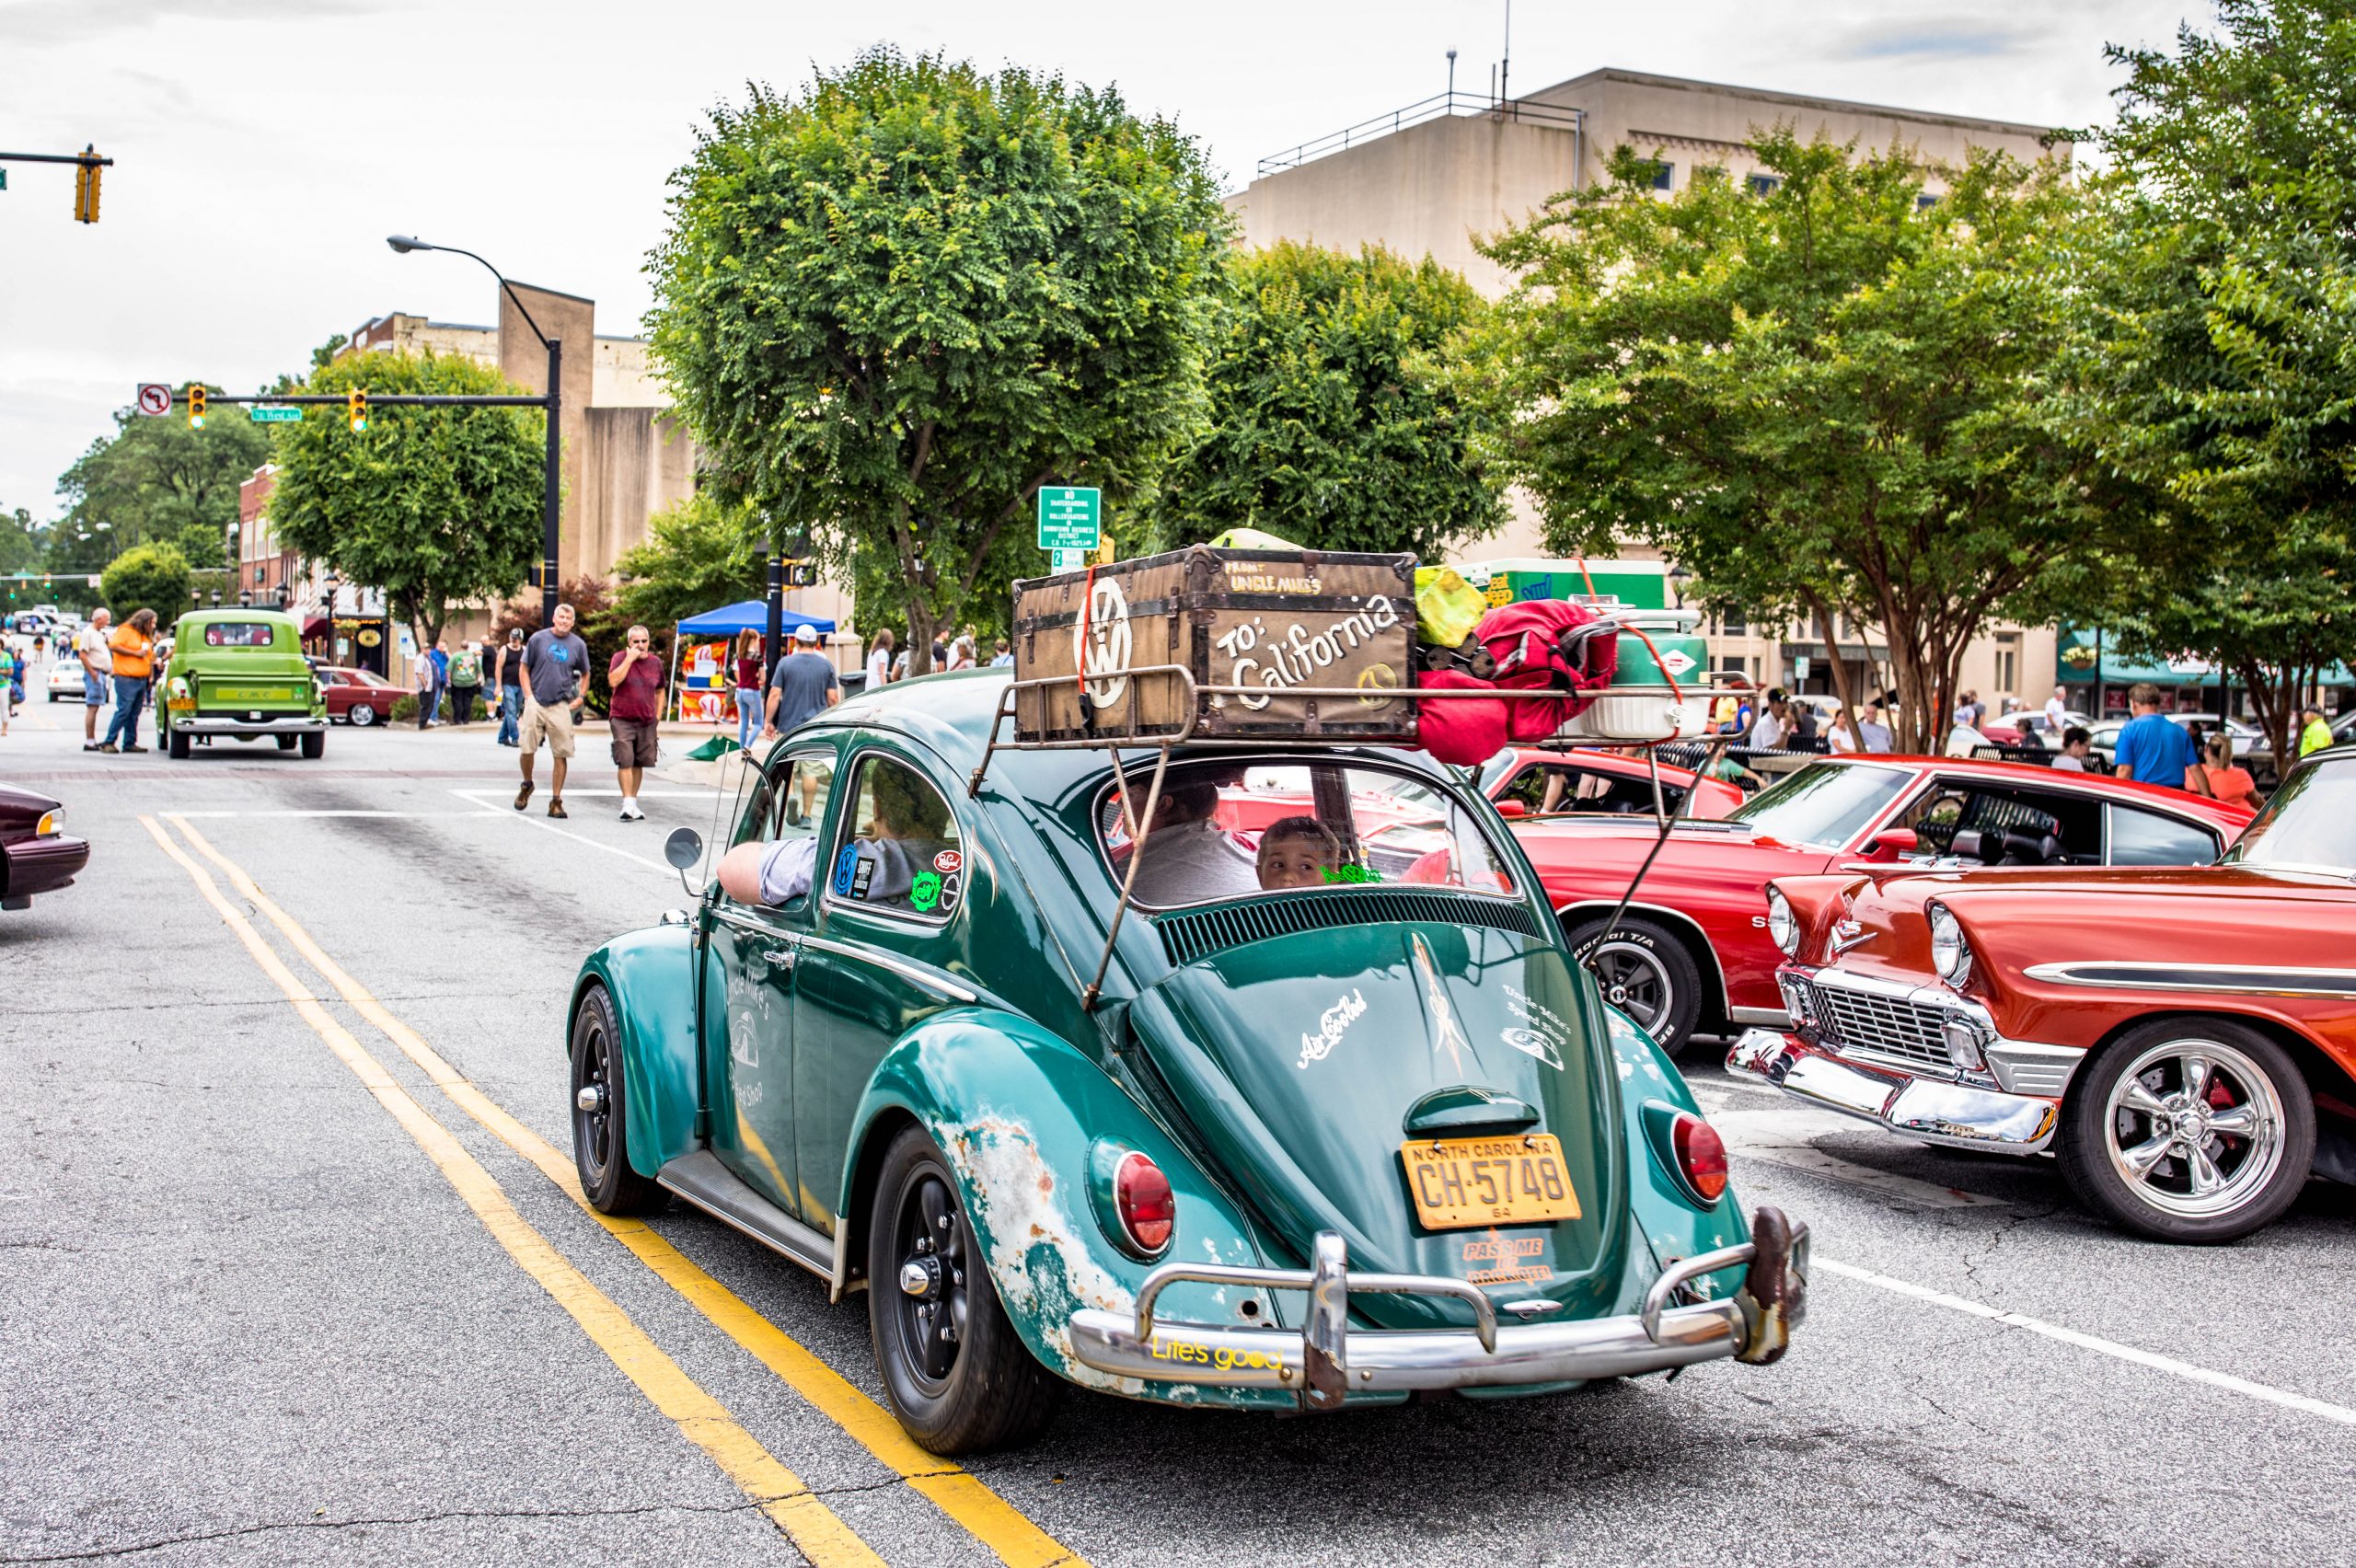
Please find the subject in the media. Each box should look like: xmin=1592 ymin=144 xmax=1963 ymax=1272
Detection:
xmin=1036 ymin=486 xmax=1101 ymax=551
xmin=248 ymin=406 xmax=302 ymax=422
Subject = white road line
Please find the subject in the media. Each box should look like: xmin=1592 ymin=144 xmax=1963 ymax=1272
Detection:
xmin=1817 ymin=1257 xmax=2356 ymax=1428
xmin=1709 ymin=1106 xmax=2004 ymax=1209
xmin=447 ymin=789 xmax=675 ymax=872
xmin=168 ymin=809 xmax=498 ymax=818
xmin=451 ymin=787 xmax=720 ymax=800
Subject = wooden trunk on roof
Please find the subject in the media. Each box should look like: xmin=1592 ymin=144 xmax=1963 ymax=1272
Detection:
xmin=1011 ymin=546 xmax=1418 ymax=744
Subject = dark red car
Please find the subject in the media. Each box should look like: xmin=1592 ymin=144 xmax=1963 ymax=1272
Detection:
xmin=318 ymin=664 xmax=404 ymax=726
xmin=1507 ymin=755 xmax=2256 ymax=1055
xmin=2 ymin=782 xmax=89 ymax=911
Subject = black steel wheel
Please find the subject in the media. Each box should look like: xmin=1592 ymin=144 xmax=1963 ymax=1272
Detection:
xmin=569 ymin=986 xmax=665 ymax=1216
xmin=1567 ymin=915 xmax=1703 ymax=1055
xmin=867 ymin=1125 xmax=1059 ymax=1454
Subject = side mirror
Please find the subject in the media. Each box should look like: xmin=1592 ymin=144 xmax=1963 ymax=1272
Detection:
xmin=664 ymin=826 xmax=704 ymax=898
xmin=1496 ymin=800 xmax=1529 ymax=819
xmin=1862 ymin=827 xmax=1918 ymax=861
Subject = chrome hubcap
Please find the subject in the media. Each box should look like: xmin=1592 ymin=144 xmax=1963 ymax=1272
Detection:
xmin=892 ymin=1173 xmax=969 ymax=1388
xmin=1585 ymin=940 xmax=1672 ymax=1038
xmin=2103 ymin=1039 xmax=2285 ymax=1219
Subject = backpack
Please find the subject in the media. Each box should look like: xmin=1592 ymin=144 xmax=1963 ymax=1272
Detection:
xmin=1415 ymin=600 xmax=1621 ymax=767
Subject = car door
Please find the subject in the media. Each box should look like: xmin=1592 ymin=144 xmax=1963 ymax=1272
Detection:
xmin=791 ymin=747 xmax=972 ymax=1234
xmin=703 ymin=748 xmax=838 ymax=1214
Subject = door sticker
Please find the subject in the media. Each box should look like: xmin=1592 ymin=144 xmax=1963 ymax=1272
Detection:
xmin=909 ymin=870 xmax=941 ymax=913
xmin=832 ymin=844 xmax=860 ymax=895
xmin=849 ymin=856 xmax=875 ymax=899
xmin=932 ymin=849 xmax=963 ymax=874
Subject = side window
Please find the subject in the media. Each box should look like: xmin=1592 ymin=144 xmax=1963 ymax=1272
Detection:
xmin=768 ymin=754 xmax=837 ymax=842
xmin=2108 ymin=806 xmax=2219 ymax=868
xmin=719 ymin=753 xmax=837 ymax=908
xmin=824 ymin=755 xmax=964 ymax=922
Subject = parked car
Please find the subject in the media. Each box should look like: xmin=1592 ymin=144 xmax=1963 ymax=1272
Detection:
xmin=2244 ymin=708 xmax=2356 ymax=784
xmin=1505 ymin=755 xmax=2256 ymax=1056
xmin=318 ymin=664 xmax=404 ymax=726
xmin=1979 ymin=709 xmax=2090 ymax=748
xmin=45 ymin=660 xmax=84 ymax=702
xmin=1481 ymin=745 xmax=1745 ymax=822
xmin=1 ymin=782 xmax=89 ymax=910
xmin=156 ymin=609 xmax=329 ymax=759
xmin=567 ymin=673 xmax=1808 ymax=1454
xmin=1740 ymin=750 xmax=2356 ymax=1242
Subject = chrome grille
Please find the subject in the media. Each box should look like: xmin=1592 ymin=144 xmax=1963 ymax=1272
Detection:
xmin=1815 ymin=984 xmax=1953 ymax=1072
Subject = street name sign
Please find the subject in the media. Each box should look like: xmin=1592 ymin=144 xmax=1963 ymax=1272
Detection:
xmin=248 ymin=406 xmax=301 ymax=422
xmin=135 ymin=383 xmax=171 ymax=416
xmin=1036 ymin=486 xmax=1101 ymax=552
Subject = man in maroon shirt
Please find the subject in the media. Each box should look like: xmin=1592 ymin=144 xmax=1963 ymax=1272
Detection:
xmin=607 ymin=624 xmax=664 ymax=822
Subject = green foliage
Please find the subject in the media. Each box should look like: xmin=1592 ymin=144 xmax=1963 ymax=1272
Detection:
xmin=100 ymin=540 xmax=192 ymax=623
xmin=267 ymin=352 xmax=545 ymax=649
xmin=0 ymin=507 xmax=42 ymax=576
xmin=610 ymin=492 xmax=768 ymax=635
xmin=1458 ymin=133 xmax=2110 ymax=750
xmin=2070 ymin=0 xmax=2356 ymax=761
xmin=1147 ymin=241 xmax=1505 ymax=558
xmin=647 ymin=48 xmax=1229 ymax=674
xmin=55 ymin=382 xmax=270 ymax=574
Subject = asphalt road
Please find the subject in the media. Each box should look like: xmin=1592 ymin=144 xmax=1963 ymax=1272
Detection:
xmin=4 ymin=674 xmax=2352 ymax=1567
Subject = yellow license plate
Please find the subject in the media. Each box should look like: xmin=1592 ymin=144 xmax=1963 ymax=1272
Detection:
xmin=1401 ymin=1135 xmax=1580 ymax=1230
xmin=167 ymin=698 xmax=196 ymax=712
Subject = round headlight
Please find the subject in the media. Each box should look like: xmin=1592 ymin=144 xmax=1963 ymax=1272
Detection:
xmin=1765 ymin=886 xmax=1797 ymax=956
xmin=1927 ymin=902 xmax=1970 ymax=984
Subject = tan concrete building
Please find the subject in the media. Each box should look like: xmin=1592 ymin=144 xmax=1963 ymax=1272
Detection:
xmin=1229 ymin=68 xmax=2064 ymax=714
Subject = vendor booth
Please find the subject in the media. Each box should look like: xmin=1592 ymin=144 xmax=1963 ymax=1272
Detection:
xmin=668 ymin=603 xmax=837 ymax=724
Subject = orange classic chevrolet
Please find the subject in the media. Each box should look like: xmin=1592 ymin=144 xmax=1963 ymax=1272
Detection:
xmin=1735 ymin=750 xmax=2356 ymax=1242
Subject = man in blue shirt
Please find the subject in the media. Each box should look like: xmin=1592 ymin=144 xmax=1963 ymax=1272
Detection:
xmin=2111 ymin=683 xmax=2213 ymax=797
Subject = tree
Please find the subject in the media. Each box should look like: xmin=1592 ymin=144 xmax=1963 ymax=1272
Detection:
xmin=0 ymin=507 xmax=42 ymax=575
xmin=267 ymin=352 xmax=546 ymax=651
xmin=1458 ymin=133 xmax=2113 ymax=753
xmin=101 ymin=541 xmax=191 ymax=623
xmin=609 ymin=492 xmax=768 ymax=636
xmin=2069 ymin=0 xmax=2356 ymax=765
xmin=56 ymin=383 xmax=271 ymax=573
xmin=1146 ymin=241 xmax=1507 ymax=557
xmin=647 ymin=49 xmax=1229 ymax=676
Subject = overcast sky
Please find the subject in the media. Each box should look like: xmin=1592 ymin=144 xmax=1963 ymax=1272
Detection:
xmin=1 ymin=0 xmax=2212 ymax=517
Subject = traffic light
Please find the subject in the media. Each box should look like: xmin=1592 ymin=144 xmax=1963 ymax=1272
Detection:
xmin=347 ymin=387 xmax=368 ymax=432
xmin=72 ymin=147 xmax=100 ymax=224
xmin=786 ymin=559 xmax=817 ymax=587
xmin=187 ymin=385 xmax=207 ymax=429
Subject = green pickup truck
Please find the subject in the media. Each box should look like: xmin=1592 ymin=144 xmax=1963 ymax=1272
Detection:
xmin=157 ymin=609 xmax=328 ymax=759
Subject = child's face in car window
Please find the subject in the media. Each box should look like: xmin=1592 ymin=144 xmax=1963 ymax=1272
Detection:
xmin=1258 ymin=831 xmax=1336 ymax=890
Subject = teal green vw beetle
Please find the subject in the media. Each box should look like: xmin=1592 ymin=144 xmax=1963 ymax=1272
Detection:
xmin=566 ymin=672 xmax=1807 ymax=1453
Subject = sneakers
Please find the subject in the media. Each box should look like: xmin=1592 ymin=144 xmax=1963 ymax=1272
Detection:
xmin=618 ymin=801 xmax=644 ymax=822
xmin=514 ymin=780 xmax=534 ymax=812
xmin=548 ymin=799 xmax=568 ymax=819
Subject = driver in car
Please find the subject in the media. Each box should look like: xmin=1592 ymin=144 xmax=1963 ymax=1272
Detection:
xmin=1126 ymin=776 xmax=1259 ymax=905
xmin=719 ymin=765 xmax=948 ymax=911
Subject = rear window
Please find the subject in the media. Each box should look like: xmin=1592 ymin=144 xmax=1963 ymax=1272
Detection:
xmin=202 ymin=622 xmax=278 ymax=648
xmin=1100 ymin=759 xmax=1514 ymax=910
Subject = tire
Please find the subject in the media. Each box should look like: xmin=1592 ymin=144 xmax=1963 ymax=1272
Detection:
xmin=300 ymin=731 xmax=325 ymax=759
xmin=1565 ymin=915 xmax=1704 ymax=1055
xmin=569 ymin=986 xmax=666 ymax=1216
xmin=276 ymin=734 xmax=297 ymax=752
xmin=867 ymin=1124 xmax=1060 ymax=1455
xmin=167 ymin=728 xmax=191 ymax=760
xmin=349 ymin=703 xmax=376 ymax=727
xmin=2058 ymin=1019 xmax=2314 ymax=1243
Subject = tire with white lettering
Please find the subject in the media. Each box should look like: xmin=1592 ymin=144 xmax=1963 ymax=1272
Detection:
xmin=869 ymin=1124 xmax=1060 ymax=1454
xmin=1565 ymin=916 xmax=1703 ymax=1056
xmin=2058 ymin=1019 xmax=2313 ymax=1243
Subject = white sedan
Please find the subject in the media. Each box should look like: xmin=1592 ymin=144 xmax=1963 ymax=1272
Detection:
xmin=46 ymin=661 xmax=85 ymax=702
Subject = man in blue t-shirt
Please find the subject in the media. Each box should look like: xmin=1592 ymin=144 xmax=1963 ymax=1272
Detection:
xmin=2111 ymin=682 xmax=2213 ymax=797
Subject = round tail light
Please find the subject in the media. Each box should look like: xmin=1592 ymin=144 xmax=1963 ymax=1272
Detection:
xmin=1113 ymin=1151 xmax=1174 ymax=1253
xmin=1670 ymin=1113 xmax=1728 ymax=1205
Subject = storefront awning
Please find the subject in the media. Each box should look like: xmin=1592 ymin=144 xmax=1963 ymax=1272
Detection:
xmin=2056 ymin=628 xmax=2353 ymax=687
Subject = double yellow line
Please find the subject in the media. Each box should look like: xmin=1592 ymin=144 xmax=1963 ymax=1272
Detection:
xmin=143 ymin=813 xmax=1080 ymax=1568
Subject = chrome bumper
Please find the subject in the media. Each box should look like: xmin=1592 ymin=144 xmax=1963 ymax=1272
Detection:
xmin=1068 ymin=1209 xmax=1807 ymax=1407
xmin=171 ymin=713 xmax=327 ymax=736
xmin=1727 ymin=1027 xmax=2062 ymax=1152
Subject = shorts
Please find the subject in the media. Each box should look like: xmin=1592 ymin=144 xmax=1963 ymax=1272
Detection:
xmin=519 ymin=698 xmax=576 ymax=759
xmin=609 ymin=715 xmax=659 ymax=768
xmin=85 ymin=674 xmax=109 ymax=707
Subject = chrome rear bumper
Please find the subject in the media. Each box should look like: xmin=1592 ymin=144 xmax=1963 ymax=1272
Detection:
xmin=1727 ymin=1027 xmax=2061 ymax=1151
xmin=171 ymin=713 xmax=328 ymax=736
xmin=1068 ymin=1209 xmax=1807 ymax=1407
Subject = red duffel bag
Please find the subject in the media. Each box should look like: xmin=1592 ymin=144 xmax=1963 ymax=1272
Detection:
xmin=1415 ymin=600 xmax=1620 ymax=767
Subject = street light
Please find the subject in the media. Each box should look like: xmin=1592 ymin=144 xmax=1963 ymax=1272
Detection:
xmin=319 ymin=571 xmax=341 ymax=660
xmin=387 ymin=234 xmax=563 ymax=624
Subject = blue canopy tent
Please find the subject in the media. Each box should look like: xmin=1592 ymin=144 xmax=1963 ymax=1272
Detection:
xmin=667 ymin=602 xmax=839 ymax=723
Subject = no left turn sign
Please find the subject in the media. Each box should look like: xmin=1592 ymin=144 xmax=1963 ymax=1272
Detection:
xmin=135 ymin=384 xmax=172 ymax=416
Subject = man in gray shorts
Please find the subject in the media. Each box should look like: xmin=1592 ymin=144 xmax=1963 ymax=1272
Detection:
xmin=517 ymin=603 xmax=588 ymax=818
xmin=76 ymin=608 xmax=112 ymax=751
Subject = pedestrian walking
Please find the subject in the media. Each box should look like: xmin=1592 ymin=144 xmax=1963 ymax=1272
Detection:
xmin=0 ymin=642 xmax=17 ymax=737
xmin=608 ymin=623 xmax=664 ymax=822
xmin=493 ymin=628 xmax=525 ymax=746
xmin=2297 ymin=705 xmax=2334 ymax=758
xmin=863 ymin=628 xmax=894 ymax=692
xmin=427 ymin=639 xmax=451 ymax=724
xmin=760 ymin=624 xmax=841 ymax=740
xmin=2201 ymin=733 xmax=2259 ymax=811
xmin=2112 ymin=683 xmax=2213 ymax=797
xmin=98 ymin=608 xmax=156 ymax=753
xmin=412 ymin=649 xmax=435 ymax=730
xmin=944 ymin=635 xmax=976 ymax=672
xmin=516 ymin=604 xmax=588 ymax=818
xmin=2044 ymin=686 xmax=2069 ymax=731
xmin=448 ymin=639 xmax=483 ymax=725
xmin=75 ymin=608 xmax=112 ymax=751
xmin=732 ymin=629 xmax=766 ymax=752
xmin=1749 ymin=688 xmax=1790 ymax=750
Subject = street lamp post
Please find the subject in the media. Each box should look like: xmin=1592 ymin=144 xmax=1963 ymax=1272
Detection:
xmin=387 ymin=236 xmax=562 ymax=625
xmin=320 ymin=571 xmax=341 ymax=662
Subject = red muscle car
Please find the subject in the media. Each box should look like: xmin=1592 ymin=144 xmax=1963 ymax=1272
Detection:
xmin=1479 ymin=746 xmax=1744 ymax=823
xmin=318 ymin=664 xmax=404 ymax=725
xmin=1507 ymin=755 xmax=2254 ymax=1056
xmin=2 ymin=781 xmax=90 ymax=911
xmin=1736 ymin=751 xmax=2356 ymax=1241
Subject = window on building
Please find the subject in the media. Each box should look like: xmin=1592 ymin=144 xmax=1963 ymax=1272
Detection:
xmin=1720 ymin=609 xmax=1748 ymax=636
xmin=1746 ymin=173 xmax=1781 ymax=196
xmin=1916 ymin=193 xmax=1940 ymax=211
xmin=1650 ymin=160 xmax=1675 ymax=191
xmin=1995 ymin=639 xmax=2020 ymax=696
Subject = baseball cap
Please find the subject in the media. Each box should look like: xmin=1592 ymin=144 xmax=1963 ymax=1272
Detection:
xmin=793 ymin=625 xmax=819 ymax=643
